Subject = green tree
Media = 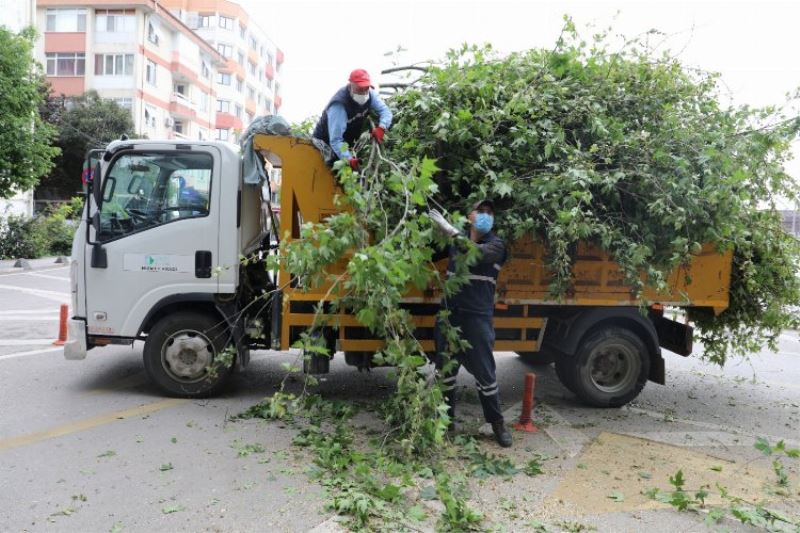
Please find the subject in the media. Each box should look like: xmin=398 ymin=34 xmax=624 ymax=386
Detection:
xmin=0 ymin=27 xmax=59 ymax=199
xmin=37 ymin=90 xmax=134 ymax=200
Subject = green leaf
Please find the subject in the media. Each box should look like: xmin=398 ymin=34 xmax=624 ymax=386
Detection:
xmin=407 ymin=504 xmax=427 ymax=521
xmin=607 ymin=491 xmax=625 ymax=502
xmin=419 ymin=485 xmax=438 ymax=500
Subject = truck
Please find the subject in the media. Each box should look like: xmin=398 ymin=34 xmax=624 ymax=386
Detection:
xmin=64 ymin=134 xmax=733 ymax=408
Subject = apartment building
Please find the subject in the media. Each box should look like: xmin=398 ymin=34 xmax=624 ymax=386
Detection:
xmin=160 ymin=0 xmax=284 ymax=142
xmin=37 ymin=0 xmax=226 ymax=141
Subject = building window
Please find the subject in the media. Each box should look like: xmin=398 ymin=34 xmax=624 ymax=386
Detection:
xmin=265 ymin=78 xmax=273 ymax=89
xmin=198 ymin=128 xmax=207 ymax=140
xmin=237 ymin=50 xmax=244 ymax=65
xmin=95 ymin=54 xmax=134 ymax=76
xmin=247 ymin=86 xmax=255 ymax=100
xmin=235 ymin=78 xmax=243 ymax=92
xmin=219 ymin=15 xmax=233 ymax=30
xmin=45 ymin=53 xmax=85 ymax=76
xmin=174 ymin=83 xmax=187 ymax=96
xmin=147 ymin=22 xmax=159 ymax=45
xmin=45 ymin=8 xmax=87 ymax=32
xmin=239 ymin=24 xmax=246 ymax=39
xmin=216 ymin=99 xmax=231 ymax=113
xmin=266 ymin=51 xmax=274 ymax=66
xmin=248 ymin=61 xmax=256 ymax=76
xmin=249 ymin=35 xmax=257 ymax=50
xmin=144 ymin=105 xmax=157 ymax=128
xmin=199 ymin=92 xmax=209 ymax=112
xmin=216 ymin=128 xmax=229 ymax=141
xmin=234 ymin=104 xmax=242 ymax=118
xmin=217 ymin=72 xmax=231 ymax=86
xmin=174 ymin=120 xmax=184 ymax=135
xmin=264 ymin=98 xmax=273 ymax=114
xmin=199 ymin=15 xmax=212 ymax=28
xmin=146 ymin=59 xmax=157 ymax=86
xmin=246 ymin=112 xmax=254 ymax=124
xmin=217 ymin=43 xmax=233 ymax=58
xmin=110 ymin=97 xmax=133 ymax=111
xmin=96 ymin=9 xmax=135 ymax=32
xmin=201 ymin=61 xmax=210 ymax=79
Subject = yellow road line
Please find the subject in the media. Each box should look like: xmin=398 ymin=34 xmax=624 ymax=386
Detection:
xmin=0 ymin=398 xmax=187 ymax=453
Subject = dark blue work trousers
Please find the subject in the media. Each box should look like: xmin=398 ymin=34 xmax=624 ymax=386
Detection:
xmin=434 ymin=309 xmax=503 ymax=424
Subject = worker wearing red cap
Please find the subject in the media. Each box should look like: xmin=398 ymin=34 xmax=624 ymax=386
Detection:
xmin=312 ymin=69 xmax=393 ymax=170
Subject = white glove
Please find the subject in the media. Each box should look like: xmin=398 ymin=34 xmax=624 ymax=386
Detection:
xmin=429 ymin=209 xmax=460 ymax=238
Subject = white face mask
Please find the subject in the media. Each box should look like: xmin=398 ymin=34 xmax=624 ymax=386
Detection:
xmin=350 ymin=90 xmax=369 ymax=105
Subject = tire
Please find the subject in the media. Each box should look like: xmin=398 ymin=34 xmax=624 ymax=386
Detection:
xmin=554 ymin=354 xmax=579 ymax=394
xmin=143 ymin=311 xmax=234 ymax=397
xmin=565 ymin=326 xmax=650 ymax=407
xmin=516 ymin=350 xmax=555 ymax=366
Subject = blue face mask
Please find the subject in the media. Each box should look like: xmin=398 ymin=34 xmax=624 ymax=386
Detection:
xmin=474 ymin=213 xmax=494 ymax=235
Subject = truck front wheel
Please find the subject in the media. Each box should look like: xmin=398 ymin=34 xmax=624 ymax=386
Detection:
xmin=143 ymin=311 xmax=234 ymax=397
xmin=563 ymin=327 xmax=650 ymax=407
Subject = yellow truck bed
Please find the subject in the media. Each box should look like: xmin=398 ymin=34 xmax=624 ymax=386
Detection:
xmin=253 ymin=135 xmax=732 ymax=354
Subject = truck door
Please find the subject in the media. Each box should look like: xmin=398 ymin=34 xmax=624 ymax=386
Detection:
xmin=85 ymin=146 xmax=221 ymax=339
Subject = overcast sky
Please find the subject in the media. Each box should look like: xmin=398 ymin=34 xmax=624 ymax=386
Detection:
xmin=246 ymin=0 xmax=800 ymax=176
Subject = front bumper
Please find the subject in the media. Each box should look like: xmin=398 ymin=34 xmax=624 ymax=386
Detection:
xmin=63 ymin=318 xmax=88 ymax=360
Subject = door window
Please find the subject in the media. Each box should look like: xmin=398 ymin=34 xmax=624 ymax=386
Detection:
xmin=97 ymin=152 xmax=212 ymax=242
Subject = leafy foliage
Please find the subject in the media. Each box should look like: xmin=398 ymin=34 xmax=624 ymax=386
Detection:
xmin=0 ymin=27 xmax=60 ymax=198
xmin=37 ymin=91 xmax=134 ymax=200
xmin=0 ymin=197 xmax=82 ymax=259
xmin=385 ymin=21 xmax=800 ymax=365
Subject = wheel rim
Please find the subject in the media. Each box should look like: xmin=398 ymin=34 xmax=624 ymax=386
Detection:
xmin=161 ymin=329 xmax=215 ymax=383
xmin=587 ymin=340 xmax=640 ymax=394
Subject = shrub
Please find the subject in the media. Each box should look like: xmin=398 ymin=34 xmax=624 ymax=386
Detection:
xmin=0 ymin=196 xmax=83 ymax=259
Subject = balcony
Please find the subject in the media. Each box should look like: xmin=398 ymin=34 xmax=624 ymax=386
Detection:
xmin=216 ymin=112 xmax=242 ymax=130
xmin=265 ymin=63 xmax=274 ymax=80
xmin=245 ymin=98 xmax=257 ymax=116
xmin=276 ymin=49 xmax=284 ymax=65
xmin=274 ymin=95 xmax=282 ymax=110
xmin=169 ymin=92 xmax=197 ymax=119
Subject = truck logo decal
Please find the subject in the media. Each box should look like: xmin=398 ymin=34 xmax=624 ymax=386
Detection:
xmin=123 ymin=254 xmax=194 ymax=273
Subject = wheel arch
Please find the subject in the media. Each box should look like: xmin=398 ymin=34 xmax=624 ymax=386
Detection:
xmin=544 ymin=307 xmax=665 ymax=385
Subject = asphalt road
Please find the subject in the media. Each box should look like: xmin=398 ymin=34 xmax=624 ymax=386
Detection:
xmin=1 ymin=264 xmax=798 ymax=532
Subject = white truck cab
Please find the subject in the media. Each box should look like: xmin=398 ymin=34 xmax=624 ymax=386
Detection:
xmin=66 ymin=139 xmax=274 ymax=396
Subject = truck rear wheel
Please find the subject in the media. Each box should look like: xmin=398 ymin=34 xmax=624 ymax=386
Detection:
xmin=563 ymin=327 xmax=649 ymax=407
xmin=143 ymin=311 xmax=234 ymax=397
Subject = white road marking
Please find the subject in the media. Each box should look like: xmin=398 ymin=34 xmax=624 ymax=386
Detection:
xmin=0 ymin=339 xmax=56 ymax=346
xmin=0 ymin=317 xmax=58 ymax=322
xmin=0 ymin=284 xmax=69 ymax=303
xmin=0 ymin=309 xmax=60 ymax=315
xmin=0 ymin=347 xmax=63 ymax=360
xmin=24 ymin=272 xmax=70 ymax=282
xmin=0 ymin=266 xmax=68 ymax=278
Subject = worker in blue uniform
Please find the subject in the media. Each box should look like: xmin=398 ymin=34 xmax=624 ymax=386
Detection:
xmin=430 ymin=199 xmax=512 ymax=447
xmin=312 ymin=69 xmax=392 ymax=170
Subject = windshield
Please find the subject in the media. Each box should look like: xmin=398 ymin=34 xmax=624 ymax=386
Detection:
xmin=97 ymin=151 xmax=212 ymax=242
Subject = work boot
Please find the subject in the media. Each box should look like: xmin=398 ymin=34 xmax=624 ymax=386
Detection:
xmin=491 ymin=419 xmax=513 ymax=448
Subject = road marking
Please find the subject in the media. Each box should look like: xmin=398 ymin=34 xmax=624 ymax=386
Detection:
xmin=24 ymin=272 xmax=70 ymax=282
xmin=0 ymin=398 xmax=187 ymax=453
xmin=0 ymin=317 xmax=57 ymax=322
xmin=0 ymin=266 xmax=68 ymax=278
xmin=0 ymin=284 xmax=68 ymax=303
xmin=0 ymin=339 xmax=56 ymax=346
xmin=0 ymin=347 xmax=63 ymax=360
xmin=0 ymin=309 xmax=60 ymax=315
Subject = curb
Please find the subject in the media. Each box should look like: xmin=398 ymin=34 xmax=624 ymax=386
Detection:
xmin=0 ymin=257 xmax=71 ymax=275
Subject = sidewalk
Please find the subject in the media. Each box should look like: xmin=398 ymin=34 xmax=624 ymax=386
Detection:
xmin=0 ymin=256 xmax=71 ymax=275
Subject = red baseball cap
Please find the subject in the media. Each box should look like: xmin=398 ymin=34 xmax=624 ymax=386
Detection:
xmin=348 ymin=69 xmax=371 ymax=88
